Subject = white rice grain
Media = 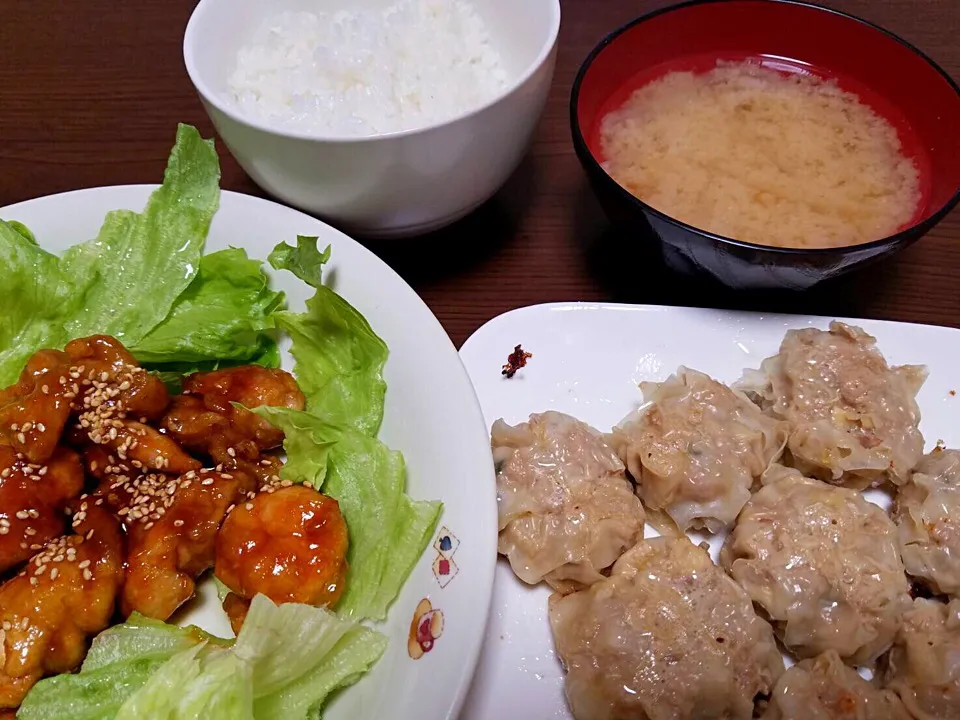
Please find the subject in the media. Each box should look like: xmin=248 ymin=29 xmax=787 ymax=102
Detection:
xmin=228 ymin=0 xmax=508 ymax=137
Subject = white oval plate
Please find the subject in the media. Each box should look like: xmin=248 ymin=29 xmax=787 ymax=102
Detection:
xmin=1 ymin=186 xmax=497 ymax=720
xmin=458 ymin=301 xmax=960 ymax=719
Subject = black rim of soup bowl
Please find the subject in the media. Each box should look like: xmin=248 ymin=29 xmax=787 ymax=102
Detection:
xmin=569 ymin=0 xmax=960 ymax=288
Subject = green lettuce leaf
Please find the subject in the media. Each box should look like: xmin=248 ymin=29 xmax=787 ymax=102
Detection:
xmin=267 ymin=236 xmax=330 ymax=288
xmin=15 ymin=657 xmax=171 ymax=720
xmin=253 ymin=626 xmax=386 ymax=720
xmin=59 ymin=124 xmax=220 ymax=345
xmin=236 ymin=595 xmax=364 ymax=699
xmin=82 ymin=614 xmax=222 ymax=672
xmin=131 ymin=247 xmax=284 ymax=365
xmin=18 ymin=597 xmax=383 ymax=720
xmin=0 ymin=220 xmax=85 ymax=386
xmin=16 ymin=616 xmax=216 ymax=720
xmin=253 ymin=407 xmax=442 ymax=621
xmin=268 ymin=237 xmax=388 ymax=437
xmin=115 ymin=645 xmax=253 ymax=720
xmin=0 ymin=124 xmax=222 ymax=385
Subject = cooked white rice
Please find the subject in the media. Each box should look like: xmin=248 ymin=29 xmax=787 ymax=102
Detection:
xmin=227 ymin=0 xmax=508 ymax=137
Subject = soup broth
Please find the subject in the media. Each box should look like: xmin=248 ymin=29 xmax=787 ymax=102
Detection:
xmin=600 ymin=61 xmax=921 ymax=249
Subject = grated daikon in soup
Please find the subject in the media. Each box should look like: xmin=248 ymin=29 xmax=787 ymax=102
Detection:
xmin=600 ymin=62 xmax=921 ymax=249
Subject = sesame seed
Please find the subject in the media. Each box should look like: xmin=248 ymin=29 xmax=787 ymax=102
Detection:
xmin=86 ymin=529 xmax=94 ymax=539
xmin=226 ymin=447 xmax=236 ymax=458
xmin=0 ymin=468 xmax=8 ymax=478
xmin=24 ymin=528 xmax=36 ymax=536
xmin=78 ymin=559 xmax=91 ymax=569
xmin=15 ymin=511 xmax=28 ymax=520
xmin=49 ymin=568 xmax=59 ymax=580
xmin=21 ymin=422 xmax=33 ymax=432
xmin=16 ymin=432 xmax=25 ymax=444
xmin=83 ymin=569 xmax=93 ymax=581
xmin=10 ymin=423 xmax=18 ymax=431
xmin=201 ymin=478 xmax=214 ymax=486
xmin=37 ymin=423 xmax=45 ymax=433
xmin=245 ymin=503 xmax=254 ymax=510
xmin=221 ymin=473 xmax=233 ymax=480
xmin=100 ymin=372 xmax=109 ymax=382
xmin=0 ymin=527 xmax=8 ymax=535
xmin=144 ymin=522 xmax=154 ymax=530
xmin=30 ymin=577 xmax=38 ymax=586
xmin=173 ymin=519 xmax=185 ymax=527
xmin=41 ymin=385 xmax=49 ymax=394
xmin=38 ymin=466 xmax=47 ymax=476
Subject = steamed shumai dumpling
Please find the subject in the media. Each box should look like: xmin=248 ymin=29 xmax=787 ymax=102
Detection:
xmin=882 ymin=598 xmax=960 ymax=720
xmin=492 ymin=411 xmax=645 ymax=594
xmin=894 ymin=448 xmax=960 ymax=598
xmin=720 ymin=469 xmax=912 ymax=666
xmin=610 ymin=367 xmax=788 ymax=534
xmin=549 ymin=537 xmax=784 ymax=720
xmin=761 ymin=650 xmax=911 ymax=720
xmin=736 ymin=321 xmax=926 ymax=489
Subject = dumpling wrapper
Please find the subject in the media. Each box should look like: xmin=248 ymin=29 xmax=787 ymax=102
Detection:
xmin=550 ymin=536 xmax=784 ymax=720
xmin=736 ymin=321 xmax=926 ymax=489
xmin=721 ymin=470 xmax=912 ymax=666
xmin=761 ymin=650 xmax=911 ymax=720
xmin=895 ymin=448 xmax=960 ymax=598
xmin=492 ymin=411 xmax=645 ymax=594
xmin=611 ymin=366 xmax=788 ymax=534
xmin=882 ymin=597 xmax=960 ymax=720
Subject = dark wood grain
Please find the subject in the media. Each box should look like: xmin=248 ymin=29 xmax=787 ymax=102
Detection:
xmin=1 ymin=0 xmax=957 ymax=347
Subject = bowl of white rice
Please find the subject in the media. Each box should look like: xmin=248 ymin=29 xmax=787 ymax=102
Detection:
xmin=184 ymin=0 xmax=560 ymax=238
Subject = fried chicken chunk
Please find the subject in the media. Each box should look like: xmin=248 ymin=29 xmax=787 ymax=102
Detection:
xmin=0 ymin=505 xmax=124 ymax=710
xmin=63 ymin=335 xmax=170 ymax=421
xmin=215 ymin=485 xmax=348 ymax=634
xmin=163 ymin=367 xmax=305 ymax=465
xmin=0 ymin=445 xmax=83 ymax=575
xmin=0 ymin=350 xmax=75 ymax=464
xmin=105 ymin=469 xmax=241 ymax=620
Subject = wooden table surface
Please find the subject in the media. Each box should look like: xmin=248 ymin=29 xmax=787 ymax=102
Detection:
xmin=1 ymin=0 xmax=957 ymax=347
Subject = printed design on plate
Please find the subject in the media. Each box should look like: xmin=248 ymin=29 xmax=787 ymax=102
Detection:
xmin=431 ymin=525 xmax=460 ymax=589
xmin=408 ymin=597 xmax=444 ymax=660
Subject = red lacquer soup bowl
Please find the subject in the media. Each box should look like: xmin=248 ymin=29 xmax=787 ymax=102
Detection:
xmin=571 ymin=0 xmax=960 ymax=290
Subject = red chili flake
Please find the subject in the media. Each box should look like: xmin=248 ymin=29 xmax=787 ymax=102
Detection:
xmin=502 ymin=345 xmax=532 ymax=379
xmin=950 ymin=390 xmax=956 ymax=397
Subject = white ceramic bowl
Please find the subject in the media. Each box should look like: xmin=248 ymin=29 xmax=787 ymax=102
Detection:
xmin=183 ymin=0 xmax=560 ymax=239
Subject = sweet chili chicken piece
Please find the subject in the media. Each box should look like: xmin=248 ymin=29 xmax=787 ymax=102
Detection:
xmin=215 ymin=484 xmax=348 ymax=634
xmin=63 ymin=335 xmax=170 ymax=421
xmin=163 ymin=367 xmax=305 ymax=465
xmin=116 ymin=468 xmax=241 ymax=620
xmin=0 ymin=505 xmax=124 ymax=711
xmin=0 ymin=350 xmax=75 ymax=464
xmin=0 ymin=444 xmax=84 ymax=575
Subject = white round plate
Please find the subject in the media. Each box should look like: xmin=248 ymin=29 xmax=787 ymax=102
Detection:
xmin=1 ymin=186 xmax=498 ymax=720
